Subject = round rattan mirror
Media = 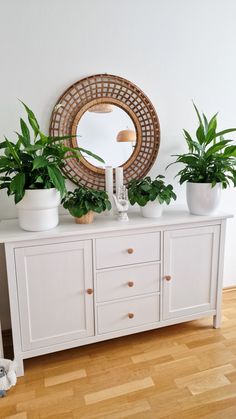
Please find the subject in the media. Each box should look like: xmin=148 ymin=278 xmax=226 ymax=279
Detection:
xmin=49 ymin=74 xmax=160 ymax=190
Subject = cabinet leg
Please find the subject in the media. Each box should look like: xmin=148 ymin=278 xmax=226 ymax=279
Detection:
xmin=213 ymin=313 xmax=221 ymax=329
xmin=15 ymin=357 xmax=24 ymax=377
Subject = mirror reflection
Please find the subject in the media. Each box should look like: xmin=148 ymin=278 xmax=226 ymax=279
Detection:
xmin=77 ymin=104 xmax=136 ymax=167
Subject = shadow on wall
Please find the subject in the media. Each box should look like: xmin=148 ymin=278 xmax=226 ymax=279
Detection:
xmin=0 ymin=191 xmax=16 ymax=220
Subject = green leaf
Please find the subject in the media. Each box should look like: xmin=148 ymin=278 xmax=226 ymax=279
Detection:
xmin=193 ymin=102 xmax=203 ymax=125
xmin=183 ymin=130 xmax=194 ymax=152
xmin=60 ymin=146 xmax=82 ymax=157
xmin=79 ymin=147 xmax=105 ymax=163
xmin=15 ymin=132 xmax=28 ymax=148
xmin=35 ymin=175 xmax=44 ymax=183
xmin=208 ymin=113 xmax=218 ymax=132
xmin=25 ymin=144 xmax=44 ymax=152
xmin=4 ymin=137 xmax=21 ymax=165
xmin=177 ymin=155 xmax=199 ymax=165
xmin=141 ymin=184 xmax=152 ymax=192
xmin=0 ymin=156 xmax=12 ymax=168
xmin=35 ymin=130 xmax=49 ymax=145
xmin=10 ymin=172 xmax=25 ymax=203
xmin=205 ymin=140 xmax=232 ymax=158
xmin=205 ymin=127 xmax=217 ymax=144
xmin=32 ymin=156 xmax=48 ymax=170
xmin=214 ymin=128 xmax=236 ymax=139
xmin=0 ymin=176 xmax=11 ymax=181
xmin=0 ymin=140 xmax=8 ymax=149
xmin=196 ymin=124 xmax=205 ymax=144
xmin=223 ymin=145 xmax=236 ymax=157
xmin=47 ymin=165 xmax=65 ymax=197
xmin=203 ymin=113 xmax=208 ymax=133
xmin=19 ymin=100 xmax=40 ymax=138
xmin=20 ymin=119 xmax=31 ymax=146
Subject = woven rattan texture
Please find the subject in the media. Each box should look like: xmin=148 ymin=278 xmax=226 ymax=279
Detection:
xmin=49 ymin=74 xmax=160 ymax=189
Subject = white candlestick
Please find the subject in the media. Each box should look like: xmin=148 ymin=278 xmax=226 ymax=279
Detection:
xmin=105 ymin=166 xmax=114 ymax=214
xmin=115 ymin=167 xmax=123 ymax=197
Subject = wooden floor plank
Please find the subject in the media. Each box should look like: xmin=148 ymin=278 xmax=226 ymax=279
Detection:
xmin=4 ymin=413 xmax=28 ymax=419
xmin=84 ymin=377 xmax=154 ymax=405
xmin=1 ymin=289 xmax=236 ymax=418
xmin=44 ymin=369 xmax=87 ymax=387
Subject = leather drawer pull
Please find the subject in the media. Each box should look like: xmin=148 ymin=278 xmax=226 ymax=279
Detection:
xmin=87 ymin=288 xmax=93 ymax=294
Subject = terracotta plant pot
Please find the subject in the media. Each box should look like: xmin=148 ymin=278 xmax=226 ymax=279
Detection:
xmin=74 ymin=211 xmax=94 ymax=224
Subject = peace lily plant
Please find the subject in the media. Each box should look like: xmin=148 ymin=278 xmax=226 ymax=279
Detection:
xmin=168 ymin=104 xmax=236 ymax=215
xmin=0 ymin=101 xmax=104 ymax=231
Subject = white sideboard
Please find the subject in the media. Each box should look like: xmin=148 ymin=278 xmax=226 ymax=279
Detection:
xmin=0 ymin=320 xmax=3 ymax=357
xmin=0 ymin=209 xmax=231 ymax=376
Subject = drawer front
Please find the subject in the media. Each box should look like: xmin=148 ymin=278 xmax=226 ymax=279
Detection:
xmin=96 ymin=263 xmax=160 ymax=302
xmin=96 ymin=232 xmax=160 ymax=269
xmin=97 ymin=294 xmax=160 ymax=334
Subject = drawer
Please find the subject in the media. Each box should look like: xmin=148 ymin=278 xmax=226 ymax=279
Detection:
xmin=95 ymin=232 xmax=160 ymax=269
xmin=97 ymin=294 xmax=160 ymax=334
xmin=96 ymin=263 xmax=160 ymax=302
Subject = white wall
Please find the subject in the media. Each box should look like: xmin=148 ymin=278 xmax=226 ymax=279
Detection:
xmin=0 ymin=0 xmax=236 ymax=327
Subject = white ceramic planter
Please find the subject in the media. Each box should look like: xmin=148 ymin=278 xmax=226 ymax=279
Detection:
xmin=16 ymin=189 xmax=61 ymax=231
xmin=140 ymin=200 xmax=163 ymax=218
xmin=186 ymin=182 xmax=221 ymax=215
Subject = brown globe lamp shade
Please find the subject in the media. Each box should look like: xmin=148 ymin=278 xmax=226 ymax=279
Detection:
xmin=88 ymin=104 xmax=113 ymax=113
xmin=116 ymin=129 xmax=136 ymax=143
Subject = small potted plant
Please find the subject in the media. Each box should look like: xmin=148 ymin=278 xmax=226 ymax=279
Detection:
xmin=0 ymin=101 xmax=103 ymax=231
xmin=62 ymin=186 xmax=111 ymax=224
xmin=128 ymin=175 xmax=176 ymax=218
xmin=168 ymin=104 xmax=236 ymax=215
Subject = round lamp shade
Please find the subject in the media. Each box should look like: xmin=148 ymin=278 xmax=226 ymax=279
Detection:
xmin=88 ymin=104 xmax=113 ymax=113
xmin=116 ymin=129 xmax=136 ymax=143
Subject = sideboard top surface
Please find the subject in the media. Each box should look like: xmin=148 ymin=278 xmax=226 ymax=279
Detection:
xmin=0 ymin=207 xmax=232 ymax=244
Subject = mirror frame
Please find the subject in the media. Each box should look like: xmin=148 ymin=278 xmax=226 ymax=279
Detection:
xmin=49 ymin=74 xmax=160 ymax=190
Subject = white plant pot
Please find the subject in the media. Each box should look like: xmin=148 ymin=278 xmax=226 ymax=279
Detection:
xmin=140 ymin=200 xmax=163 ymax=218
xmin=16 ymin=189 xmax=61 ymax=231
xmin=186 ymin=182 xmax=221 ymax=215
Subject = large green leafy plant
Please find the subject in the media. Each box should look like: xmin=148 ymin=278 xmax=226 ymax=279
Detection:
xmin=168 ymin=104 xmax=236 ymax=188
xmin=62 ymin=186 xmax=111 ymax=218
xmin=0 ymin=102 xmax=104 ymax=203
xmin=128 ymin=175 xmax=176 ymax=206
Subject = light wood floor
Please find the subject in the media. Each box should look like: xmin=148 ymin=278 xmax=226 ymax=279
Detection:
xmin=1 ymin=289 xmax=236 ymax=418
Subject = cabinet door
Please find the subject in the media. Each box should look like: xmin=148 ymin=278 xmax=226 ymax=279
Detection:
xmin=163 ymin=226 xmax=220 ymax=320
xmin=15 ymin=240 xmax=94 ymax=350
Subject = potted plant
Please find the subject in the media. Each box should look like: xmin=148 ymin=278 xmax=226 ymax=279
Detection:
xmin=62 ymin=186 xmax=111 ymax=224
xmin=128 ymin=175 xmax=176 ymax=218
xmin=168 ymin=104 xmax=236 ymax=215
xmin=0 ymin=101 xmax=103 ymax=231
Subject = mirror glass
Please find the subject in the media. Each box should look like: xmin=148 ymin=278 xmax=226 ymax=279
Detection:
xmin=76 ymin=104 xmax=136 ymax=167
